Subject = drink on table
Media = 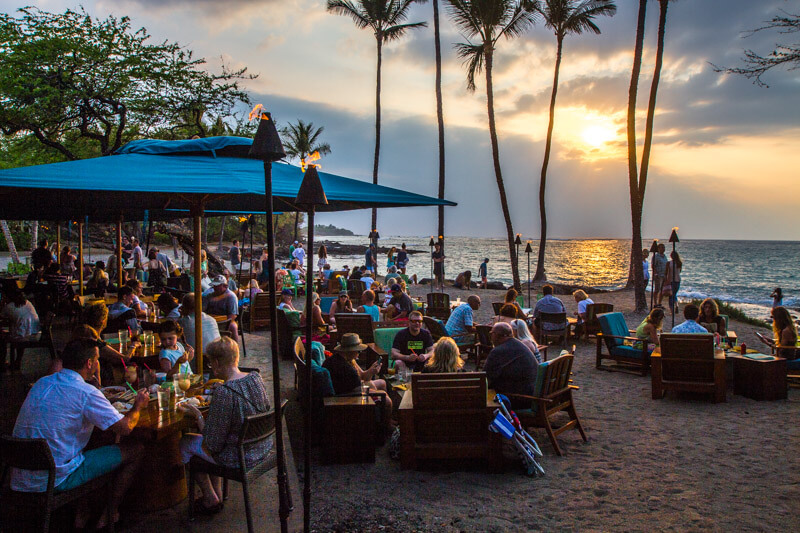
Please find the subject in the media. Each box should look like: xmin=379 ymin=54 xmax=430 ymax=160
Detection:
xmin=178 ymin=373 xmax=192 ymax=395
xmin=157 ymin=384 xmax=175 ymax=412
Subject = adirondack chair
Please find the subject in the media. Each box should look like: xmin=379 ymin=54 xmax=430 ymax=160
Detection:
xmin=399 ymin=372 xmax=496 ymax=470
xmin=652 ymin=333 xmax=726 ymax=403
xmin=248 ymin=292 xmax=275 ymax=332
xmin=506 ymin=350 xmax=587 ymax=456
xmin=423 ymin=316 xmax=476 ymax=358
xmin=347 ymin=279 xmax=367 ymax=300
xmin=334 ymin=313 xmax=375 ymax=344
xmin=373 ymin=327 xmax=404 ymax=370
xmin=779 ymin=346 xmax=800 ymax=386
xmin=538 ymin=312 xmax=569 ymax=347
xmin=426 ymin=293 xmax=451 ymax=320
xmin=319 ymin=296 xmax=336 ymax=316
xmin=596 ymin=312 xmax=651 ymax=375
xmin=277 ymin=309 xmax=303 ymax=360
xmin=583 ymin=303 xmax=614 ymax=340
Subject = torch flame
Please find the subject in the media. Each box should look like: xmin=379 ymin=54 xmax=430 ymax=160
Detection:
xmin=672 ymin=227 xmax=679 ymax=231
xmin=300 ymin=151 xmax=322 ymax=173
xmin=248 ymin=104 xmax=269 ymax=122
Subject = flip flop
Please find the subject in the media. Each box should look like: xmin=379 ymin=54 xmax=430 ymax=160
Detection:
xmin=194 ymin=499 xmax=224 ymax=516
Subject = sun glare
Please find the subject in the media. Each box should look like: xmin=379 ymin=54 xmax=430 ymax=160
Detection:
xmin=581 ymin=125 xmax=616 ymax=148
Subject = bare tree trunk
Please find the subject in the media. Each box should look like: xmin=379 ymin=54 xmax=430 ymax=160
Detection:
xmin=31 ymin=221 xmax=38 ymax=252
xmin=535 ymin=37 xmax=564 ymax=282
xmin=484 ymin=49 xmax=520 ymax=289
xmin=217 ymin=216 xmax=227 ymax=253
xmin=433 ymin=0 xmax=446 ymax=243
xmin=1 ymin=220 xmax=19 ymax=263
xmin=203 ymin=217 xmax=209 ymax=245
xmin=371 ymin=35 xmax=383 ymax=234
xmin=293 ymin=212 xmax=299 ymax=242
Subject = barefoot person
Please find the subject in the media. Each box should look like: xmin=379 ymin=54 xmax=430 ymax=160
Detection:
xmin=11 ymin=339 xmax=148 ymax=529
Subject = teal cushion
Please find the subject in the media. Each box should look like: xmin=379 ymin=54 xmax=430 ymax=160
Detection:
xmin=373 ymin=327 xmax=404 ymax=366
xmin=532 ymin=360 xmax=550 ymax=397
xmin=319 ymin=297 xmax=335 ymax=314
xmin=310 ymin=360 xmax=335 ymax=397
xmin=787 ymin=359 xmax=800 ymax=371
xmin=598 ymin=312 xmax=629 ymax=347
xmin=610 ymin=345 xmax=648 ymax=359
xmin=310 ymin=341 xmax=326 ymax=367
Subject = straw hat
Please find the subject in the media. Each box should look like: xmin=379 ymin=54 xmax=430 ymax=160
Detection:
xmin=334 ymin=333 xmax=367 ymax=353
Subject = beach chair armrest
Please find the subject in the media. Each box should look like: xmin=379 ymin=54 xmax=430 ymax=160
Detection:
xmin=504 ymin=393 xmax=554 ymax=403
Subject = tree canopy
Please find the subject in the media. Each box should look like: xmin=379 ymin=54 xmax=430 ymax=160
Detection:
xmin=0 ymin=7 xmax=255 ymax=160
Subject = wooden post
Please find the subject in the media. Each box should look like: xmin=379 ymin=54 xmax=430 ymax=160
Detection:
xmin=56 ymin=224 xmax=61 ymax=260
xmin=193 ymin=210 xmax=204 ymax=373
xmin=116 ymin=220 xmax=123 ymax=288
xmin=78 ymin=222 xmax=84 ymax=296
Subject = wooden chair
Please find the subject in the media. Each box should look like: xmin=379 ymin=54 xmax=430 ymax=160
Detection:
xmin=426 ymin=293 xmax=451 ymax=321
xmin=249 ymin=292 xmax=273 ymax=332
xmin=347 ymin=279 xmax=367 ymax=300
xmin=475 ymin=324 xmax=493 ymax=370
xmin=507 ymin=350 xmax=587 ymax=456
xmin=538 ymin=311 xmax=569 ymax=347
xmin=399 ymin=372 xmax=495 ymax=470
xmin=652 ymin=333 xmax=726 ymax=403
xmin=583 ymin=303 xmax=614 ymax=340
xmin=277 ymin=309 xmax=303 ymax=360
xmin=188 ymin=401 xmax=290 ymax=533
xmin=334 ymin=313 xmax=375 ymax=344
xmin=595 ymin=312 xmax=651 ymax=375
xmin=422 ymin=316 xmax=476 ymax=358
xmin=0 ymin=435 xmax=116 ymax=533
xmin=778 ymin=346 xmax=800 ymax=386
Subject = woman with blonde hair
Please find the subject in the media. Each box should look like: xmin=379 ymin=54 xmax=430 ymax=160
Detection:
xmin=422 ymin=337 xmax=464 ymax=373
xmin=771 ymin=306 xmax=798 ymax=358
xmin=635 ymin=308 xmax=664 ymax=350
xmin=510 ymin=319 xmax=542 ymax=363
xmin=572 ymin=289 xmax=594 ymax=335
xmin=697 ymin=298 xmax=726 ymax=335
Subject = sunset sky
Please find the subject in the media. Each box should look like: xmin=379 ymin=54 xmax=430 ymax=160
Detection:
xmin=4 ymin=0 xmax=799 ymax=240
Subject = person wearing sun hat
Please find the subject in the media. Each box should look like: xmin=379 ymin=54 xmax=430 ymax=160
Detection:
xmin=323 ymin=333 xmax=392 ymax=434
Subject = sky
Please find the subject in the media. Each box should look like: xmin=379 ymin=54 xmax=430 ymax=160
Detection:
xmin=4 ymin=0 xmax=799 ymax=240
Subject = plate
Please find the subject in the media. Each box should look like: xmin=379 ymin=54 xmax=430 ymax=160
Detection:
xmin=112 ymin=401 xmax=132 ymax=413
xmin=101 ymin=386 xmax=127 ymax=398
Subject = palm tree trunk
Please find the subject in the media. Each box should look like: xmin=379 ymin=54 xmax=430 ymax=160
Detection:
xmin=217 ymin=216 xmax=227 ymax=253
xmin=626 ymin=0 xmax=649 ymax=311
xmin=433 ymin=0 xmax=446 ymax=243
xmin=31 ymin=221 xmax=38 ymax=252
xmin=203 ymin=217 xmax=209 ymax=245
xmin=484 ymin=49 xmax=520 ymax=290
xmin=535 ymin=37 xmax=564 ymax=282
xmin=293 ymin=212 xmax=299 ymax=242
xmin=371 ymin=35 xmax=383 ymax=234
xmin=1 ymin=220 xmax=19 ymax=264
xmin=640 ymin=0 xmax=669 ymax=197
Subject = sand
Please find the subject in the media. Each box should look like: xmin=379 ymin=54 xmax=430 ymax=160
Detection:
xmin=306 ymin=286 xmax=799 ymax=532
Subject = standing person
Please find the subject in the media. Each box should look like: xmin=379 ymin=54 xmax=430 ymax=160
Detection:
xmin=391 ymin=311 xmax=435 ymax=373
xmin=770 ymin=288 xmax=783 ymax=308
xmin=365 ymin=244 xmax=377 ymax=274
xmin=653 ymin=243 xmax=667 ymax=307
xmin=317 ymin=245 xmax=328 ymax=275
xmin=60 ymin=246 xmax=77 ymax=280
xmin=642 ymin=248 xmax=650 ymax=290
xmin=432 ymin=242 xmax=445 ymax=289
xmin=31 ymin=239 xmax=53 ymax=270
xmin=663 ymin=251 xmax=683 ymax=314
xmin=292 ymin=242 xmax=306 ymax=267
xmin=289 ymin=241 xmax=297 ymax=259
xmin=386 ymin=246 xmax=397 ymax=271
xmin=131 ymin=237 xmax=144 ymax=271
xmin=396 ymin=243 xmax=409 ymax=274
xmin=479 ymin=258 xmax=489 ymax=289
xmin=229 ymin=239 xmax=241 ymax=270
xmin=121 ymin=236 xmax=133 ymax=265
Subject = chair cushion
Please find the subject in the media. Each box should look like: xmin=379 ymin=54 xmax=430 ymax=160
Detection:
xmin=610 ymin=345 xmax=647 ymax=359
xmin=598 ymin=312 xmax=629 ymax=348
xmin=532 ymin=360 xmax=550 ymax=397
xmin=319 ymin=297 xmax=335 ymax=314
xmin=373 ymin=328 xmax=404 ymax=363
xmin=310 ymin=341 xmax=326 ymax=367
xmin=310 ymin=360 xmax=335 ymax=398
xmin=787 ymin=358 xmax=800 ymax=371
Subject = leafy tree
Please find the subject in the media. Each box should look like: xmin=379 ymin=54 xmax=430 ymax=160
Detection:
xmin=0 ymin=7 xmax=254 ymax=160
xmin=326 ymin=0 xmax=427 ymax=234
xmin=446 ymin=0 xmax=538 ymax=290
xmin=280 ymin=119 xmax=331 ymax=240
xmin=534 ymin=0 xmax=616 ymax=282
xmin=713 ymin=11 xmax=800 ymax=87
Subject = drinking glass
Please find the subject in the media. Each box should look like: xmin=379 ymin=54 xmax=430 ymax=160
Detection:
xmin=178 ymin=373 xmax=192 ymax=395
xmin=361 ymin=383 xmax=370 ymax=403
xmin=173 ymin=374 xmax=185 ymax=398
xmin=118 ymin=329 xmax=128 ymax=348
xmin=157 ymin=386 xmax=172 ymax=411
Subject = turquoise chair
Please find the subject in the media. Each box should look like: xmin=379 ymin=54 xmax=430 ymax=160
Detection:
xmin=596 ymin=312 xmax=651 ymax=375
xmin=319 ymin=297 xmax=336 ymax=315
xmin=373 ymin=327 xmax=405 ymax=369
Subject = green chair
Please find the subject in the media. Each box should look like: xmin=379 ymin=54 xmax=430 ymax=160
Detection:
xmin=595 ymin=312 xmax=651 ymax=375
xmin=373 ymin=327 xmax=405 ymax=369
xmin=282 ymin=275 xmax=298 ymax=297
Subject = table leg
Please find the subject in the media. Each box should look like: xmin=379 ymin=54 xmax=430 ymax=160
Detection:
xmin=125 ymin=431 xmax=187 ymax=511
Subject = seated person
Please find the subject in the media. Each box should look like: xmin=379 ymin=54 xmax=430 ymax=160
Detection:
xmin=178 ymin=293 xmax=221 ymax=353
xmin=85 ymin=261 xmax=109 ymax=296
xmin=278 ymin=288 xmax=296 ymax=311
xmin=422 ymin=337 xmax=465 ymax=373
xmin=532 ymin=284 xmax=566 ymax=339
xmin=288 ymin=261 xmax=304 ymax=282
xmin=44 ymin=262 xmax=74 ymax=302
xmin=204 ymin=275 xmax=239 ymax=341
xmin=391 ymin=311 xmax=435 ymax=373
xmin=771 ymin=306 xmax=799 ymax=359
xmin=384 ymin=265 xmax=401 ymax=284
xmin=23 ymin=264 xmax=44 ymax=295
xmin=323 ymin=333 xmax=391 ymax=435
xmin=245 ymin=279 xmax=263 ymax=300
xmin=383 ymin=284 xmax=414 ymax=321
xmin=74 ymin=303 xmax=139 ymax=385
xmin=159 ymin=320 xmax=195 ymax=377
xmin=359 ymin=266 xmax=376 ymax=290
xmin=453 ymin=270 xmax=472 ymax=290
xmin=635 ymin=307 xmax=664 ymax=349
xmin=357 ymin=290 xmax=381 ymax=322
xmin=348 ymin=266 xmax=363 ymax=281
xmin=697 ymin=298 xmax=727 ymax=336
xmin=484 ymin=323 xmax=538 ymax=407
xmin=0 ymin=283 xmax=40 ymax=371
xmin=108 ymin=286 xmax=141 ymax=337
xmin=321 ymin=263 xmax=333 ymax=280
xmin=11 ymin=339 xmax=148 ymax=530
xmin=445 ymin=294 xmax=481 ymax=341
xmin=328 ymin=291 xmax=354 ymax=324
xmin=494 ymin=304 xmax=518 ymax=325
xmin=178 ymin=337 xmax=271 ymax=515
xmin=503 ymin=288 xmax=525 ymax=317
xmin=301 ymin=292 xmax=329 ymax=343
xmin=157 ymin=292 xmax=181 ymax=319
xmin=572 ymin=289 xmax=595 ymax=335
xmin=510 ymin=318 xmax=542 ymax=364
xmin=125 ymin=279 xmax=148 ymax=318
xmin=671 ymin=304 xmax=708 ymax=334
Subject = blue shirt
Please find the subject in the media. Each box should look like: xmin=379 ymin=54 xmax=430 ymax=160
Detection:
xmin=479 ymin=262 xmax=488 ymax=277
xmin=533 ymin=295 xmax=566 ymax=331
xmin=205 ymin=289 xmax=239 ymax=317
xmin=108 ymin=301 xmax=140 ymax=333
xmin=671 ymin=320 xmax=709 ymax=334
xmin=653 ymin=253 xmax=667 ymax=277
xmin=159 ymin=343 xmax=192 ymax=374
xmin=446 ymin=303 xmax=474 ymax=338
xmin=361 ymin=304 xmax=380 ymax=322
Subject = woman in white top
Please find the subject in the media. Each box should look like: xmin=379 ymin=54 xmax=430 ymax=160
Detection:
xmin=572 ymin=289 xmax=594 ymax=325
xmin=317 ymin=245 xmax=328 ymax=275
xmin=510 ymin=319 xmax=541 ymax=363
xmin=1 ymin=284 xmax=40 ymax=370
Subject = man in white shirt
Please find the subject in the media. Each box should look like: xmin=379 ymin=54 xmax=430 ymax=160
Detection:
xmin=359 ymin=265 xmax=376 ymax=290
xmin=131 ymin=237 xmax=144 ymax=269
xmin=12 ymin=339 xmax=148 ymax=528
xmin=292 ymin=243 xmax=306 ymax=266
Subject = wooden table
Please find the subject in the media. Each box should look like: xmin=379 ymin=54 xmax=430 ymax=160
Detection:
xmin=729 ymin=354 xmax=787 ymax=401
xmin=322 ymin=396 xmax=376 ymax=464
xmin=724 ymin=330 xmax=738 ymax=346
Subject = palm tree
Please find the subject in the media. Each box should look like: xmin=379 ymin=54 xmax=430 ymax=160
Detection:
xmin=327 ymin=0 xmax=427 ymax=233
xmin=432 ymin=0 xmax=447 ymax=243
xmin=627 ymin=0 xmax=672 ymax=311
xmin=625 ymin=0 xmax=648 ymax=311
xmin=534 ymin=0 xmax=616 ymax=282
xmin=281 ymin=119 xmax=332 ymax=240
xmin=446 ymin=0 xmax=538 ymax=290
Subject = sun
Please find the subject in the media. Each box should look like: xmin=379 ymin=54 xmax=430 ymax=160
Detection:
xmin=581 ymin=125 xmax=616 ymax=148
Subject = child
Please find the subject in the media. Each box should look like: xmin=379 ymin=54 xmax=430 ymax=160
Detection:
xmin=479 ymin=258 xmax=489 ymax=289
xmin=159 ymin=320 xmax=194 ymax=377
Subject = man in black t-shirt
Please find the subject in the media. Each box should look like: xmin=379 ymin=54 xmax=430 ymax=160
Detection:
xmin=229 ymin=239 xmax=241 ymax=268
xmin=391 ymin=311 xmax=434 ymax=373
xmin=384 ymin=284 xmax=414 ymax=320
xmin=31 ymin=240 xmax=53 ymax=270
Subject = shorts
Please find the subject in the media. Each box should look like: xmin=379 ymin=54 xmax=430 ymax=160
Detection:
xmin=654 ymin=275 xmax=665 ymax=292
xmin=56 ymin=445 xmax=122 ymax=493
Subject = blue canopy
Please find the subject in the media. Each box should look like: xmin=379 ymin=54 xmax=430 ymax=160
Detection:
xmin=0 ymin=136 xmax=455 ymax=221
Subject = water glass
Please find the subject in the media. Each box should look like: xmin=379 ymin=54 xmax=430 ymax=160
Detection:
xmin=361 ymin=383 xmax=370 ymax=403
xmin=118 ymin=329 xmax=128 ymax=348
xmin=157 ymin=386 xmax=173 ymax=411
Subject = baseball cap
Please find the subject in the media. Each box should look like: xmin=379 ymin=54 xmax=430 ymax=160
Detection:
xmin=281 ymin=288 xmax=294 ymax=296
xmin=390 ymin=284 xmax=402 ymax=292
xmin=209 ymin=275 xmax=227 ymax=287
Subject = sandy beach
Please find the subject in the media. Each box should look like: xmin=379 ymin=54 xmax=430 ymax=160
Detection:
xmin=303 ymin=285 xmax=799 ymax=532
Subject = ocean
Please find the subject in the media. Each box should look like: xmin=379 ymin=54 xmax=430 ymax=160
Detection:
xmin=315 ymin=236 xmax=799 ymax=321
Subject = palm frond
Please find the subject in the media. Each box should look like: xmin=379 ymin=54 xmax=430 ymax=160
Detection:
xmin=383 ymin=21 xmax=428 ymax=42
xmin=446 ymin=0 xmax=483 ymax=39
xmin=327 ymin=0 xmax=372 ymax=30
xmin=497 ymin=2 xmax=539 ymax=41
xmin=540 ymin=0 xmax=616 ymax=36
xmin=454 ymin=41 xmax=485 ymax=91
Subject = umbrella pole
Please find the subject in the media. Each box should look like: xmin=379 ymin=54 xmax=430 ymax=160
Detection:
xmin=56 ymin=224 xmax=61 ymax=264
xmin=303 ymin=207 xmax=315 ymax=533
xmin=77 ymin=221 xmax=84 ymax=296
xmin=116 ymin=219 xmax=123 ymax=289
xmin=145 ymin=218 xmax=153 ymax=260
xmin=263 ymin=162 xmax=291 ymax=533
xmin=192 ymin=210 xmax=204 ymax=375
